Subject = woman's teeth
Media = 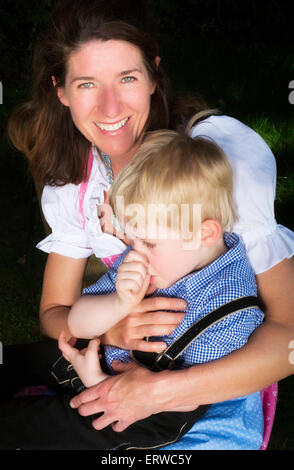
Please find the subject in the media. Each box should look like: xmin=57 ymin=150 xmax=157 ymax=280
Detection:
xmin=95 ymin=117 xmax=129 ymax=131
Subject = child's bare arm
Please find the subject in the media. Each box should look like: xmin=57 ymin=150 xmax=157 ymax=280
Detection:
xmin=68 ymin=250 xmax=150 ymax=338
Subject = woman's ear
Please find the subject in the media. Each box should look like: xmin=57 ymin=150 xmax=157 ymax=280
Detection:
xmin=150 ymin=56 xmax=161 ymax=95
xmin=200 ymin=219 xmax=222 ymax=247
xmin=155 ymin=56 xmax=161 ymax=69
xmin=52 ymin=75 xmax=69 ymax=106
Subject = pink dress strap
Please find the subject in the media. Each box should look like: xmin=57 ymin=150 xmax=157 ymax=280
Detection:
xmin=100 ymin=254 xmax=121 ymax=268
xmin=260 ymin=382 xmax=278 ymax=450
xmin=79 ymin=147 xmax=94 ymax=230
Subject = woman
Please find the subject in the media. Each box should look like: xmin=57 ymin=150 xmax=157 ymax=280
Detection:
xmin=2 ymin=0 xmax=294 ymax=449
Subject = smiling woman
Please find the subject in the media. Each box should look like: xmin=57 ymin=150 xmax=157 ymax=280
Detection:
xmin=56 ymin=40 xmax=156 ymax=175
xmin=8 ymin=1 xmax=172 ymax=188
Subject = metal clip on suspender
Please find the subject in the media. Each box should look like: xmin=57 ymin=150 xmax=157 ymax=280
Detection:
xmin=130 ymin=296 xmax=261 ymax=372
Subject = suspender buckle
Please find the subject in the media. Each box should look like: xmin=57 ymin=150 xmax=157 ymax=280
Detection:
xmin=153 ymin=352 xmax=175 ymax=371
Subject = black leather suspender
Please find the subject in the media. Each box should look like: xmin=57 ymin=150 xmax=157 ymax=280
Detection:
xmin=130 ymin=296 xmax=261 ymax=372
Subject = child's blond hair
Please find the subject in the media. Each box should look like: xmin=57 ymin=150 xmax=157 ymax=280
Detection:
xmin=110 ymin=126 xmax=237 ymax=240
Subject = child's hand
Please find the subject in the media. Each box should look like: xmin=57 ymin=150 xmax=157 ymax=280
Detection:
xmin=116 ymin=250 xmax=150 ymax=312
xmin=58 ymin=331 xmax=107 ymax=387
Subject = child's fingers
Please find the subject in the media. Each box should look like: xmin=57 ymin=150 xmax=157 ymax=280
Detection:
xmin=118 ymin=258 xmax=149 ymax=292
xmin=118 ymin=277 xmax=146 ymax=295
xmin=142 ymin=272 xmax=151 ymax=293
xmin=88 ymin=338 xmax=100 ymax=353
xmin=58 ymin=330 xmax=67 ymax=350
xmin=123 ymin=250 xmax=148 ymax=265
xmin=58 ymin=331 xmax=77 ymax=361
xmin=118 ymin=260 xmax=148 ymax=281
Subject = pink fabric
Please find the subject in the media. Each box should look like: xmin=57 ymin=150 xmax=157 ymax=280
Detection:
xmin=79 ymin=147 xmax=94 ymax=229
xmin=260 ymin=382 xmax=278 ymax=450
xmin=13 ymin=385 xmax=50 ymax=397
xmin=101 ymin=254 xmax=121 ymax=268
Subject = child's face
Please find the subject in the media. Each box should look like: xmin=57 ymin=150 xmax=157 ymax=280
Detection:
xmin=128 ymin=223 xmax=201 ymax=289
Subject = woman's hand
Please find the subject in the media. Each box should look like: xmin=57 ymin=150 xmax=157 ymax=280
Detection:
xmin=70 ymin=361 xmax=196 ymax=432
xmin=101 ymin=296 xmax=187 ymax=352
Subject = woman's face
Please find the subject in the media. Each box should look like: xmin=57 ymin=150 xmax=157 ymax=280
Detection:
xmin=57 ymin=40 xmax=156 ymax=163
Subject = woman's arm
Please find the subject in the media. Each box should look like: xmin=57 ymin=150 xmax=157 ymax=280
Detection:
xmin=39 ymin=252 xmax=88 ymax=339
xmin=70 ymin=257 xmax=294 ymax=431
xmin=41 ymin=251 xmax=185 ymax=344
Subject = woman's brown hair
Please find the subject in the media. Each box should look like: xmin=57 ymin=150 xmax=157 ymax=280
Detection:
xmin=8 ymin=0 xmax=209 ymax=186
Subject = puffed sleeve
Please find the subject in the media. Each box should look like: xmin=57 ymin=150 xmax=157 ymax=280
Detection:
xmin=190 ymin=115 xmax=294 ymax=274
xmin=36 ymin=183 xmax=93 ymax=259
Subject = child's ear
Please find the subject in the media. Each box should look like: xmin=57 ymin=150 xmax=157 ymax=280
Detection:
xmin=200 ymin=219 xmax=222 ymax=246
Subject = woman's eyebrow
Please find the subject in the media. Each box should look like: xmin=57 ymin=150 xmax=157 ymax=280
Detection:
xmin=120 ymin=68 xmax=143 ymax=76
xmin=70 ymin=76 xmax=95 ymax=84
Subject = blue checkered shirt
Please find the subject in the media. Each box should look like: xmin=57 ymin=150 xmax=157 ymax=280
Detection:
xmin=83 ymin=233 xmax=264 ymax=372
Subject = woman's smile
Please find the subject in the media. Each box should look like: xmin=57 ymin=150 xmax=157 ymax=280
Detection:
xmin=94 ymin=116 xmax=130 ymax=133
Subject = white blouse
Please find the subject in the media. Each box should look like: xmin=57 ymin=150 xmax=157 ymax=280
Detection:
xmin=37 ymin=115 xmax=294 ymax=274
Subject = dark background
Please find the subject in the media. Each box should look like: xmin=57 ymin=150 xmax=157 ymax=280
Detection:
xmin=0 ymin=0 xmax=293 ymax=449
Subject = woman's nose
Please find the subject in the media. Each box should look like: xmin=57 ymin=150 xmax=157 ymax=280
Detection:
xmin=99 ymin=86 xmax=121 ymax=118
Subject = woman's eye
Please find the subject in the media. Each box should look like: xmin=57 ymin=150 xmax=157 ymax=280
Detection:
xmin=122 ymin=76 xmax=136 ymax=84
xmin=78 ymin=82 xmax=94 ymax=89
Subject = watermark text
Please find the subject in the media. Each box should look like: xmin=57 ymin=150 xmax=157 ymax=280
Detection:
xmin=98 ymin=196 xmax=202 ymax=248
xmin=289 ymin=80 xmax=294 ymax=105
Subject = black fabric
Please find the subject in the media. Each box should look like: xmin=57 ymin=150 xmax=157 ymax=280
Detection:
xmin=0 ymin=339 xmax=64 ymax=399
xmin=0 ymin=339 xmax=207 ymax=450
xmin=0 ymin=387 xmax=208 ymax=450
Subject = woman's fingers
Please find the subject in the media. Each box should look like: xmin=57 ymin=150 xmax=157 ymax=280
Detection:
xmin=131 ymin=310 xmax=185 ymax=327
xmin=70 ymin=384 xmax=103 ymax=410
xmin=118 ymin=311 xmax=185 ymax=351
xmin=133 ymin=296 xmax=187 ymax=313
xmin=129 ymin=338 xmax=167 ymax=352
